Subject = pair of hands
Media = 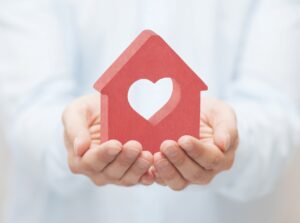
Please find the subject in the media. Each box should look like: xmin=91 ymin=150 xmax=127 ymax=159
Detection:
xmin=62 ymin=94 xmax=239 ymax=190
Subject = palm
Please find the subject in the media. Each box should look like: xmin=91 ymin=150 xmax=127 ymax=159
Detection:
xmin=199 ymin=98 xmax=219 ymax=145
xmin=199 ymin=113 xmax=214 ymax=143
xmin=80 ymin=94 xmax=101 ymax=146
xmin=199 ymin=97 xmax=237 ymax=152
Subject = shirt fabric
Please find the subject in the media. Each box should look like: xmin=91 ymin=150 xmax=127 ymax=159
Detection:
xmin=0 ymin=0 xmax=300 ymax=223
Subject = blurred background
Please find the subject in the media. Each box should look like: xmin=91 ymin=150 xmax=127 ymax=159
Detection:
xmin=0 ymin=1 xmax=300 ymax=223
xmin=0 ymin=113 xmax=10 ymax=223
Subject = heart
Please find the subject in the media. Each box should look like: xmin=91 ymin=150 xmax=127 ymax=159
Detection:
xmin=128 ymin=78 xmax=173 ymax=120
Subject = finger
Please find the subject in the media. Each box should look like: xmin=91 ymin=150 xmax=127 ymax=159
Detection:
xmin=89 ymin=173 xmax=107 ymax=186
xmin=209 ymin=101 xmax=238 ymax=152
xmin=62 ymin=104 xmax=91 ymax=156
xmin=89 ymin=123 xmax=101 ymax=141
xmin=199 ymin=117 xmax=214 ymax=139
xmin=150 ymin=166 xmax=166 ymax=186
xmin=140 ymin=173 xmax=154 ymax=186
xmin=103 ymin=141 xmax=142 ymax=180
xmin=67 ymin=153 xmax=84 ymax=174
xmin=161 ymin=140 xmax=212 ymax=184
xmin=153 ymin=152 xmax=187 ymax=191
xmin=120 ymin=151 xmax=153 ymax=186
xmin=219 ymin=149 xmax=236 ymax=171
xmin=178 ymin=135 xmax=225 ymax=170
xmin=74 ymin=133 xmax=91 ymax=157
xmin=80 ymin=140 xmax=122 ymax=173
xmin=139 ymin=169 xmax=155 ymax=186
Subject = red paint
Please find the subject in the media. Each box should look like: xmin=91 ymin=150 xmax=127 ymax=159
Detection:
xmin=94 ymin=30 xmax=207 ymax=153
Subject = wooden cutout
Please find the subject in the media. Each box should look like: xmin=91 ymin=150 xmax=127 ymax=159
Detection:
xmin=94 ymin=30 xmax=208 ymax=153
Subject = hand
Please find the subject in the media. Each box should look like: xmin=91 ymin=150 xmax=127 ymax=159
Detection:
xmin=152 ymin=97 xmax=239 ymax=191
xmin=62 ymin=94 xmax=154 ymax=186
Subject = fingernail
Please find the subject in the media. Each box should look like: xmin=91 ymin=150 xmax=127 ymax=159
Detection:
xmin=164 ymin=146 xmax=178 ymax=158
xmin=107 ymin=146 xmax=121 ymax=156
xmin=137 ymin=159 xmax=150 ymax=169
xmin=181 ymin=138 xmax=194 ymax=152
xmin=156 ymin=159 xmax=169 ymax=171
xmin=125 ymin=148 xmax=140 ymax=159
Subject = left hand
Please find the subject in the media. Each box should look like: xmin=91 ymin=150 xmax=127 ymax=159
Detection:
xmin=152 ymin=97 xmax=239 ymax=190
xmin=62 ymin=94 xmax=154 ymax=187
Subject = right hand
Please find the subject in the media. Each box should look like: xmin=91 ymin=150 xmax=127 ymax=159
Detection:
xmin=62 ymin=94 xmax=154 ymax=186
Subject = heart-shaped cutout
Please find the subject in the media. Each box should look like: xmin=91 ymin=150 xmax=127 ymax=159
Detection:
xmin=128 ymin=78 xmax=173 ymax=120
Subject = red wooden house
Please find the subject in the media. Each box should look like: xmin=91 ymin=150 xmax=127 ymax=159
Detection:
xmin=94 ymin=30 xmax=207 ymax=153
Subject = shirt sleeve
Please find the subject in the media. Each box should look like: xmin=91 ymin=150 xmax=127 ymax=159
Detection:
xmin=0 ymin=0 xmax=91 ymax=196
xmin=209 ymin=0 xmax=300 ymax=201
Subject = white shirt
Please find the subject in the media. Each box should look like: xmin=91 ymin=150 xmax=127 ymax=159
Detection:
xmin=0 ymin=0 xmax=300 ymax=223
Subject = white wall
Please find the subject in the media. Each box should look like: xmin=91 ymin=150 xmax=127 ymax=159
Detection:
xmin=277 ymin=149 xmax=300 ymax=222
xmin=0 ymin=113 xmax=10 ymax=222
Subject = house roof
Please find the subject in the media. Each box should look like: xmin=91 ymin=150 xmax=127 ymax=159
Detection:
xmin=94 ymin=30 xmax=207 ymax=93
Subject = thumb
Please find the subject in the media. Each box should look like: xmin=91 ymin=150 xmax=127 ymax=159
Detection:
xmin=62 ymin=107 xmax=91 ymax=157
xmin=209 ymin=102 xmax=237 ymax=152
xmin=73 ymin=130 xmax=91 ymax=157
xmin=214 ymin=126 xmax=231 ymax=152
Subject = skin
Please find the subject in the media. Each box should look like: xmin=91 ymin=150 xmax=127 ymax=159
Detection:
xmin=62 ymin=94 xmax=239 ymax=190
xmin=62 ymin=94 xmax=154 ymax=186
xmin=152 ymin=97 xmax=239 ymax=190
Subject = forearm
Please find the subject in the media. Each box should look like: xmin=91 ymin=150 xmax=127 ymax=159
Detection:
xmin=6 ymin=79 xmax=92 ymax=195
xmin=0 ymin=0 xmax=91 ymax=195
xmin=210 ymin=0 xmax=300 ymax=201
xmin=211 ymin=78 xmax=300 ymax=201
